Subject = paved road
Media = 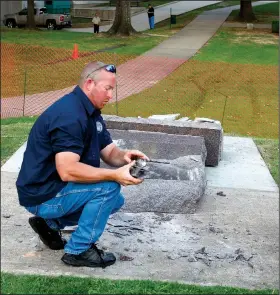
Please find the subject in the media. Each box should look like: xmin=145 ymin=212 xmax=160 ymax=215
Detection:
xmin=65 ymin=1 xmax=221 ymax=33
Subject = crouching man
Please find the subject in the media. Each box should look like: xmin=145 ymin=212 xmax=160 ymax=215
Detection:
xmin=16 ymin=61 xmax=148 ymax=268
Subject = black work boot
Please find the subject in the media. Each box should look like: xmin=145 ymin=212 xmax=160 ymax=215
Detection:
xmin=61 ymin=244 xmax=116 ymax=268
xmin=29 ymin=216 xmax=67 ymax=250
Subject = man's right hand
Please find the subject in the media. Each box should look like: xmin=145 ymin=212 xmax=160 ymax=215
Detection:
xmin=114 ymin=161 xmax=143 ymax=186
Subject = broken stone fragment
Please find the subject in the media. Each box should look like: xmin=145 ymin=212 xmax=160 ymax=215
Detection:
xmin=235 ymin=248 xmax=243 ymax=254
xmin=132 ymin=260 xmax=143 ymax=266
xmin=215 ymin=253 xmax=228 ymax=259
xmin=209 ymin=226 xmax=223 ymax=233
xmin=2 ymin=214 xmax=11 ymax=218
xmin=200 ymin=257 xmax=211 ymax=266
xmin=248 ymin=262 xmax=254 ymax=268
xmin=217 ymin=191 xmax=226 ymax=197
xmin=188 ymin=255 xmax=197 ymax=262
xmin=160 ymin=215 xmax=173 ymax=222
xmin=195 ymin=247 xmax=207 ymax=254
xmin=194 ymin=117 xmax=215 ymax=123
xmin=234 ymin=253 xmax=253 ymax=262
xmin=195 ymin=253 xmax=206 ymax=259
xmin=148 ymin=114 xmax=180 ymax=121
xmin=119 ymin=255 xmax=134 ymax=261
xmin=167 ymin=253 xmax=181 ymax=260
xmin=189 ymin=236 xmax=201 ymax=241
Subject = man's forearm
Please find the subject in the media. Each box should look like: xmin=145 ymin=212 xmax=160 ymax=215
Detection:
xmin=60 ymin=162 xmax=117 ymax=183
xmin=106 ymin=147 xmax=127 ymax=167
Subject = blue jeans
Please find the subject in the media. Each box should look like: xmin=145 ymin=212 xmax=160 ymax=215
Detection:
xmin=25 ymin=181 xmax=124 ymax=255
xmin=149 ymin=16 xmax=154 ymax=29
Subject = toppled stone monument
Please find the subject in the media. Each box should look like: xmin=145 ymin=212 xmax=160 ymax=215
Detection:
xmin=100 ymin=115 xmax=224 ymax=214
xmin=103 ymin=115 xmax=223 ymax=167
xmin=104 ymin=129 xmax=207 ymax=214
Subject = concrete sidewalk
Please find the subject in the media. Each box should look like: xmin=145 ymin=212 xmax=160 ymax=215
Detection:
xmin=65 ymin=1 xmax=221 ymax=33
xmin=65 ymin=1 xmax=275 ymax=35
xmin=144 ymin=0 xmax=276 ymax=58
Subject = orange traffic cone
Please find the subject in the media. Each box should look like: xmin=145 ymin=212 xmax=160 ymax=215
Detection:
xmin=72 ymin=43 xmax=79 ymax=60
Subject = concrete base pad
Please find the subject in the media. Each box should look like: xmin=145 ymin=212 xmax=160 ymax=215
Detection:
xmin=1 ymin=172 xmax=278 ymax=290
xmin=206 ymin=136 xmax=278 ymax=192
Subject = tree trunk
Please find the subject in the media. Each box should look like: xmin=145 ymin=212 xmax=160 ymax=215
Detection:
xmin=107 ymin=0 xmax=138 ymax=36
xmin=26 ymin=0 xmax=36 ymax=29
xmin=239 ymin=0 xmax=256 ymax=22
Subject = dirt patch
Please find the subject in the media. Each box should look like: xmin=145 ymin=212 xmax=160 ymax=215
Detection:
xmin=227 ymin=27 xmax=273 ymax=34
xmin=231 ymin=30 xmax=278 ymax=44
xmin=232 ymin=36 xmax=278 ymax=45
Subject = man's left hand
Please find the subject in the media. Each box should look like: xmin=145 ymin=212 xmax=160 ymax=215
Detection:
xmin=123 ymin=150 xmax=149 ymax=163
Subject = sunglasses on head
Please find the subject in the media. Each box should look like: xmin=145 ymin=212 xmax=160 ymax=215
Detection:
xmin=104 ymin=64 xmax=116 ymax=73
xmin=86 ymin=64 xmax=116 ymax=79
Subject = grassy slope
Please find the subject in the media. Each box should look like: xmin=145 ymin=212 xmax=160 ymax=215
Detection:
xmin=192 ymin=28 xmax=278 ymax=65
xmin=228 ymin=2 xmax=279 ymax=23
xmin=254 ymin=138 xmax=279 ymax=184
xmin=101 ymin=28 xmax=278 ymax=138
xmin=1 ymin=120 xmax=35 ymax=166
xmin=0 ymin=28 xmax=165 ymax=54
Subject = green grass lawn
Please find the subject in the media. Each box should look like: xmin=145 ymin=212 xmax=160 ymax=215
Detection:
xmin=227 ymin=2 xmax=279 ymax=23
xmin=103 ymin=59 xmax=277 ymax=138
xmin=254 ymin=138 xmax=279 ymax=184
xmin=192 ymin=28 xmax=278 ymax=65
xmin=1 ymin=1 xmax=268 ymax=56
xmin=0 ymin=28 xmax=165 ymax=54
xmin=0 ymin=117 xmax=36 ymax=166
xmin=103 ymin=27 xmax=278 ymax=138
xmin=1 ymin=272 xmax=278 ymax=294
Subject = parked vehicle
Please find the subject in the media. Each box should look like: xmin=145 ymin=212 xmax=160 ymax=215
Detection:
xmin=3 ymin=7 xmax=72 ymax=30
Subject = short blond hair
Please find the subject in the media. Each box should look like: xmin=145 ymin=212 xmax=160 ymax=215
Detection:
xmin=78 ymin=61 xmax=106 ymax=86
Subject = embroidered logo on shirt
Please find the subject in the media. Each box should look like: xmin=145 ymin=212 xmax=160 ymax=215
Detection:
xmin=96 ymin=121 xmax=103 ymax=133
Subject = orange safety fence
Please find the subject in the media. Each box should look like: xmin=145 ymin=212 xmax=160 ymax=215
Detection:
xmin=1 ymin=42 xmax=278 ymax=138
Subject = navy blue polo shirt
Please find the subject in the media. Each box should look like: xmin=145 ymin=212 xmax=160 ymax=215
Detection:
xmin=16 ymin=86 xmax=113 ymax=207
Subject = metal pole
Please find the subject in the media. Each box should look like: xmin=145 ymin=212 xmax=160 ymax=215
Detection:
xmin=170 ymin=8 xmax=172 ymax=29
xmin=23 ymin=67 xmax=27 ymax=116
xmin=115 ymin=53 xmax=119 ymax=116
xmin=221 ymin=95 xmax=228 ymax=126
